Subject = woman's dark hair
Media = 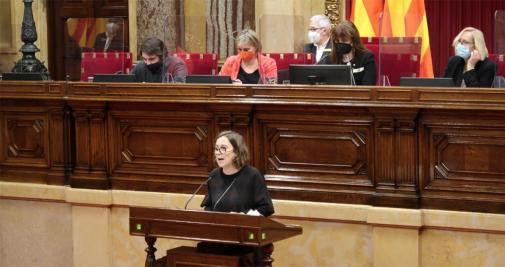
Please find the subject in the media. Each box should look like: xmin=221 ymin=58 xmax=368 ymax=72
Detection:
xmin=140 ymin=37 xmax=167 ymax=58
xmin=329 ymin=20 xmax=368 ymax=64
xmin=216 ymin=130 xmax=249 ymax=169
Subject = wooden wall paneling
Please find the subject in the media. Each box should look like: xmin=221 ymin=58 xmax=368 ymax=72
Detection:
xmin=0 ymin=101 xmax=65 ymax=184
xmin=63 ymin=105 xmax=75 ymax=184
xmin=47 ymin=107 xmax=66 ymax=184
xmin=419 ymin=109 xmax=505 ymax=213
xmin=94 ymin=0 xmax=129 ymax=17
xmin=254 ymin=105 xmax=375 ymax=204
xmin=107 ymin=103 xmax=215 ymax=192
xmin=0 ymin=108 xmax=3 ymax=179
xmin=371 ymin=108 xmax=420 ymax=208
xmin=70 ymin=101 xmax=109 ymax=189
xmin=212 ymin=104 xmax=254 ymax=165
xmin=4 ymin=81 xmax=505 ymax=214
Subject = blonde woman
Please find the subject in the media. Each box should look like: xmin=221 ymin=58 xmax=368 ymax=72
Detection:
xmin=219 ymin=29 xmax=277 ymax=84
xmin=443 ymin=27 xmax=496 ymax=87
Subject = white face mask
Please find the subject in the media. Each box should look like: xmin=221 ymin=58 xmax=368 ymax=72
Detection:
xmin=308 ymin=31 xmax=321 ymax=45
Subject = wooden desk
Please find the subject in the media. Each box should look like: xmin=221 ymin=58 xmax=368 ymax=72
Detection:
xmin=1 ymin=81 xmax=505 ymax=213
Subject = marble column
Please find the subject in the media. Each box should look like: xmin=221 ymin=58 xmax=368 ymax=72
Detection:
xmin=136 ymin=0 xmax=177 ymax=52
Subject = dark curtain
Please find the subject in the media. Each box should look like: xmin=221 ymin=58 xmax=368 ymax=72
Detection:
xmin=345 ymin=0 xmax=505 ymax=77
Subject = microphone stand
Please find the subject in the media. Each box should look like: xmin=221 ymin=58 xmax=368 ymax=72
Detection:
xmin=213 ymin=177 xmax=238 ymax=210
xmin=184 ymin=176 xmax=213 ymax=210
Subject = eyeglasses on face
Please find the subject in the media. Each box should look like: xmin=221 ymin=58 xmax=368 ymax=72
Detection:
xmin=459 ymin=40 xmax=474 ymax=46
xmin=308 ymin=27 xmax=324 ymax=32
xmin=214 ymin=145 xmax=233 ymax=154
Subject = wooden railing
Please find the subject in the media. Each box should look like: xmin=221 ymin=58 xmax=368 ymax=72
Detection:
xmin=1 ymin=81 xmax=505 ymax=213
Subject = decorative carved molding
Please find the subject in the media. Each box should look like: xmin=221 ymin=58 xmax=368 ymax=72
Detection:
xmin=325 ymin=0 xmax=343 ymax=26
xmin=6 ymin=118 xmax=44 ymax=159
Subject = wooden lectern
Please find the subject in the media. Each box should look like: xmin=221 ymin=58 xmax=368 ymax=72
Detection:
xmin=130 ymin=207 xmax=302 ymax=267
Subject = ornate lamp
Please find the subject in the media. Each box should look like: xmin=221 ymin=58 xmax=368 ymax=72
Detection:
xmin=11 ymin=0 xmax=50 ymax=80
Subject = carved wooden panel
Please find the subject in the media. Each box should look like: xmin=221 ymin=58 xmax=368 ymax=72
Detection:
xmin=254 ymin=107 xmax=373 ymax=182
xmin=426 ymin=130 xmax=505 ymax=186
xmin=253 ymin=107 xmax=374 ymax=204
xmin=70 ymin=103 xmax=108 ymax=188
xmin=420 ymin=110 xmax=505 ymax=212
xmin=0 ymin=101 xmax=66 ymax=185
xmin=4 ymin=114 xmax=47 ymax=166
xmin=108 ymin=107 xmax=215 ymax=190
xmin=265 ymin=128 xmax=368 ymax=176
xmin=371 ymin=108 xmax=419 ymax=208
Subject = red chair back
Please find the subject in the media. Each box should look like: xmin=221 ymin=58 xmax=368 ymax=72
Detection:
xmin=265 ymin=53 xmax=315 ymax=70
xmin=80 ymin=52 xmax=133 ymax=81
xmin=173 ymin=53 xmax=218 ymax=75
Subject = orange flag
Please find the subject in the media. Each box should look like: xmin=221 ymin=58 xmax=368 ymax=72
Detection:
xmin=381 ymin=0 xmax=434 ymax=77
xmin=350 ymin=0 xmax=384 ymax=37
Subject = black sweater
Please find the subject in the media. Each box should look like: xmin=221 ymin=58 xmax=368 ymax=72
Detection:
xmin=201 ymin=165 xmax=274 ymax=216
xmin=443 ymin=56 xmax=496 ymax=87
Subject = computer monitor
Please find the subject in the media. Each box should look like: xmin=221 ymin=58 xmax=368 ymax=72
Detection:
xmin=289 ymin=64 xmax=353 ymax=85
xmin=2 ymin=72 xmax=47 ymax=81
xmin=185 ymin=75 xmax=232 ymax=84
xmin=400 ymin=77 xmax=455 ymax=87
xmin=93 ymin=74 xmax=136 ymax=83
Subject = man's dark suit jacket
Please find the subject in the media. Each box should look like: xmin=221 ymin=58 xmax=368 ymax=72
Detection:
xmin=304 ymin=41 xmax=332 ymax=64
xmin=93 ymin=32 xmax=125 ymax=52
xmin=320 ymin=51 xmax=377 ymax=86
xmin=443 ymin=56 xmax=496 ymax=87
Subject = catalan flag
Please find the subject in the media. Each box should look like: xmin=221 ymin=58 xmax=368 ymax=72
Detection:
xmin=381 ymin=0 xmax=434 ymax=77
xmin=66 ymin=18 xmax=106 ymax=49
xmin=350 ymin=0 xmax=384 ymax=37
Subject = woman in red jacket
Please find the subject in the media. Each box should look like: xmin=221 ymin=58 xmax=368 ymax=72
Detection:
xmin=219 ymin=29 xmax=277 ymax=84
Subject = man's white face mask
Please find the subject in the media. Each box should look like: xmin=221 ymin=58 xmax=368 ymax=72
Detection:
xmin=308 ymin=31 xmax=321 ymax=45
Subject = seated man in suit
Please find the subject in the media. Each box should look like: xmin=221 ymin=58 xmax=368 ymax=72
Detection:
xmin=130 ymin=37 xmax=188 ymax=83
xmin=304 ymin=15 xmax=332 ymax=64
xmin=93 ymin=18 xmax=125 ymax=52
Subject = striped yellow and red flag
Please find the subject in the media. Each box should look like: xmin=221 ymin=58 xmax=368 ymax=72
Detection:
xmin=350 ymin=0 xmax=384 ymax=37
xmin=381 ymin=0 xmax=434 ymax=77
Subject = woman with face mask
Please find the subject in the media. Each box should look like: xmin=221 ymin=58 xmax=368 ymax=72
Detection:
xmin=321 ymin=20 xmax=377 ymax=86
xmin=443 ymin=27 xmax=496 ymax=87
xmin=219 ymin=29 xmax=278 ymax=84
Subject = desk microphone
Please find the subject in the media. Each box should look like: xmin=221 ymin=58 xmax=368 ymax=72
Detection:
xmin=184 ymin=176 xmax=213 ymax=210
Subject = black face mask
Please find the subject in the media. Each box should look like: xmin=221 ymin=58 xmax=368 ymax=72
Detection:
xmin=146 ymin=61 xmax=162 ymax=73
xmin=335 ymin=43 xmax=352 ymax=54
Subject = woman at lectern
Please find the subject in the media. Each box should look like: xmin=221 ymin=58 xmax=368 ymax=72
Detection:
xmin=199 ymin=131 xmax=274 ymax=266
xmin=443 ymin=27 xmax=496 ymax=87
xmin=201 ymin=130 xmax=274 ymax=217
xmin=321 ymin=20 xmax=377 ymax=86
xmin=219 ymin=29 xmax=278 ymax=84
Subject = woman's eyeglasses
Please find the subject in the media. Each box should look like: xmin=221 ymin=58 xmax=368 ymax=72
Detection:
xmin=214 ymin=146 xmax=233 ymax=154
xmin=459 ymin=40 xmax=474 ymax=46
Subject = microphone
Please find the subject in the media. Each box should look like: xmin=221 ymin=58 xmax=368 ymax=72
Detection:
xmin=213 ymin=177 xmax=238 ymax=210
xmin=184 ymin=176 xmax=213 ymax=210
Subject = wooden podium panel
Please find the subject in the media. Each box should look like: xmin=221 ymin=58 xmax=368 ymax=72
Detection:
xmin=166 ymin=246 xmax=251 ymax=267
xmin=130 ymin=207 xmax=302 ymax=267
xmin=130 ymin=207 xmax=302 ymax=246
